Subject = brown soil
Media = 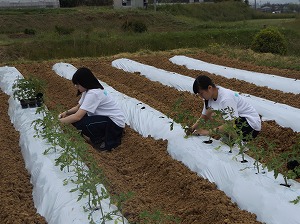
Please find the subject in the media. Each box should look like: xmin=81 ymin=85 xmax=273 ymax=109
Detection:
xmin=1 ymin=51 xmax=299 ymax=224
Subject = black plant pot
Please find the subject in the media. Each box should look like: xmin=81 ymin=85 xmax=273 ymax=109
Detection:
xmin=36 ymin=98 xmax=43 ymax=107
xmin=19 ymin=93 xmax=44 ymax=109
xmin=36 ymin=93 xmax=43 ymax=107
xmin=20 ymin=99 xmax=29 ymax=109
xmin=28 ymin=98 xmax=37 ymax=108
xmin=36 ymin=92 xmax=43 ymax=99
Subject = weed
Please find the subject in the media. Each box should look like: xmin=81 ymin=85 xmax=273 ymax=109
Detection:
xmin=139 ymin=210 xmax=180 ymax=224
xmin=24 ymin=28 xmax=36 ymax=35
xmin=55 ymin=25 xmax=74 ymax=35
xmin=122 ymin=20 xmax=148 ymax=33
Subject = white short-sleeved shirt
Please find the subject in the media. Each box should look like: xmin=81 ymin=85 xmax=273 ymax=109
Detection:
xmin=79 ymin=88 xmax=125 ymax=128
xmin=201 ymin=86 xmax=261 ymax=131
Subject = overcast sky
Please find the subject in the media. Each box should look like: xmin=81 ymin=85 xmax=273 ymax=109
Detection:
xmin=249 ymin=0 xmax=299 ymax=4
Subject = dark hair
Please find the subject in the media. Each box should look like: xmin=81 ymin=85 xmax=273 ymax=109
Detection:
xmin=193 ymin=75 xmax=216 ymax=109
xmin=193 ymin=75 xmax=216 ymax=94
xmin=72 ymin=67 xmax=104 ymax=96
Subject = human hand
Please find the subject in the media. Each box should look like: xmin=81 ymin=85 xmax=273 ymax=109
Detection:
xmin=58 ymin=111 xmax=68 ymax=119
xmin=185 ymin=127 xmax=194 ymax=136
xmin=192 ymin=129 xmax=210 ymax=136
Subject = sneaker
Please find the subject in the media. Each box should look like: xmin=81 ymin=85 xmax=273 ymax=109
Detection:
xmin=93 ymin=142 xmax=110 ymax=152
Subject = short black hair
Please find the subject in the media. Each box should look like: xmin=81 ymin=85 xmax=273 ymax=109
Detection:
xmin=193 ymin=75 xmax=215 ymax=94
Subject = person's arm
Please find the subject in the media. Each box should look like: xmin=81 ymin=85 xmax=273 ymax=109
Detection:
xmin=59 ymin=108 xmax=87 ymax=124
xmin=191 ymin=114 xmax=207 ymax=130
xmin=59 ymin=104 xmax=80 ymax=118
xmin=193 ymin=115 xmax=235 ymax=136
xmin=192 ymin=108 xmax=229 ymax=136
xmin=193 ymin=124 xmax=222 ymax=136
xmin=190 ymin=109 xmax=214 ymax=134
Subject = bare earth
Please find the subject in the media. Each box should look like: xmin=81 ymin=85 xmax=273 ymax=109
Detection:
xmin=1 ymin=51 xmax=300 ymax=224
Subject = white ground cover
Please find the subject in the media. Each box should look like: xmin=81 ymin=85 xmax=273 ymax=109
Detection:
xmin=54 ymin=61 xmax=300 ymax=224
xmin=170 ymin=55 xmax=300 ymax=94
xmin=0 ymin=57 xmax=300 ymax=224
xmin=112 ymin=58 xmax=300 ymax=133
xmin=0 ymin=66 xmax=127 ymax=224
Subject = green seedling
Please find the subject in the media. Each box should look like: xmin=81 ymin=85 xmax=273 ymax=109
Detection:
xmin=266 ymin=150 xmax=298 ymax=188
xmin=169 ymin=98 xmax=197 ymax=138
xmin=12 ymin=75 xmax=46 ymax=101
xmin=234 ymin=117 xmax=255 ymax=163
xmin=290 ymin=196 xmax=300 ymax=205
xmin=110 ymin=192 xmax=134 ymax=224
xmin=213 ymin=107 xmax=236 ymax=152
xmin=191 ymin=109 xmax=225 ymax=144
xmin=287 ymin=137 xmax=300 ymax=178
xmin=139 ymin=209 xmax=180 ymax=224
xmin=247 ymin=137 xmax=267 ymax=174
xmin=33 ymin=106 xmax=131 ymax=223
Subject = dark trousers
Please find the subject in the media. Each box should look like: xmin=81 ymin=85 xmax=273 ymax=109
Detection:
xmin=235 ymin=117 xmax=259 ymax=141
xmin=73 ymin=115 xmax=124 ymax=150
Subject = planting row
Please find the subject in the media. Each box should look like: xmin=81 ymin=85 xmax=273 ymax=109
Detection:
xmin=112 ymin=57 xmax=300 ymax=132
xmin=1 ymin=55 xmax=299 ymax=224
xmin=53 ymin=61 xmax=300 ymax=224
xmin=0 ymin=66 xmax=127 ymax=224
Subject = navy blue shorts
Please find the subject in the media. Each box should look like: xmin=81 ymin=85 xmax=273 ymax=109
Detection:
xmin=235 ymin=117 xmax=259 ymax=141
xmin=73 ymin=115 xmax=124 ymax=150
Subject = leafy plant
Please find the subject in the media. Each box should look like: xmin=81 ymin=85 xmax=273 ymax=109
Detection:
xmin=212 ymin=107 xmax=236 ymax=151
xmin=247 ymin=137 xmax=267 ymax=174
xmin=55 ymin=25 xmax=74 ymax=35
xmin=122 ymin=20 xmax=148 ymax=33
xmin=169 ymin=98 xmax=197 ymax=138
xmin=234 ymin=118 xmax=253 ymax=163
xmin=12 ymin=76 xmax=46 ymax=101
xmin=251 ymin=26 xmax=287 ymax=55
xmin=266 ymin=150 xmax=298 ymax=188
xmin=290 ymin=196 xmax=300 ymax=205
xmin=198 ymin=114 xmax=220 ymax=144
xmin=110 ymin=191 xmax=134 ymax=223
xmin=24 ymin=28 xmax=36 ymax=35
xmin=139 ymin=210 xmax=180 ymax=224
xmin=33 ymin=106 xmax=130 ymax=223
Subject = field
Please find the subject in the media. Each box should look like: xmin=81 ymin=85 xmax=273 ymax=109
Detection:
xmin=1 ymin=49 xmax=300 ymax=223
xmin=1 ymin=3 xmax=300 ymax=224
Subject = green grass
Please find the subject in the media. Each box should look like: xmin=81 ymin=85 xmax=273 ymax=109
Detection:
xmin=204 ymin=45 xmax=300 ymax=71
xmin=0 ymin=2 xmax=299 ymax=70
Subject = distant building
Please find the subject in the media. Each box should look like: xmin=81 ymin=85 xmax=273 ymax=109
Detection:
xmin=259 ymin=6 xmax=271 ymax=12
xmin=114 ymin=0 xmax=144 ymax=9
xmin=114 ymin=0 xmax=204 ymax=9
xmin=0 ymin=0 xmax=60 ymax=8
xmin=189 ymin=0 xmax=204 ymax=2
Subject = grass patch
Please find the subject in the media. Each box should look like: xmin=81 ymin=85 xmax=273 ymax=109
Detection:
xmin=0 ymin=3 xmax=299 ymax=65
xmin=204 ymin=45 xmax=300 ymax=71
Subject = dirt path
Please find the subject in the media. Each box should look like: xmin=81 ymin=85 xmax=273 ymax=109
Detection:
xmin=1 ymin=51 xmax=299 ymax=223
xmin=0 ymin=92 xmax=47 ymax=224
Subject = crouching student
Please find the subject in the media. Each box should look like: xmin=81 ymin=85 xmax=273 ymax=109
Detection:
xmin=59 ymin=67 xmax=126 ymax=151
xmin=190 ymin=75 xmax=261 ymax=142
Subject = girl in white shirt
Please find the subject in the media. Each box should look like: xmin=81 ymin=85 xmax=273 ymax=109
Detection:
xmin=59 ymin=67 xmax=126 ymax=151
xmin=191 ymin=75 xmax=261 ymax=141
